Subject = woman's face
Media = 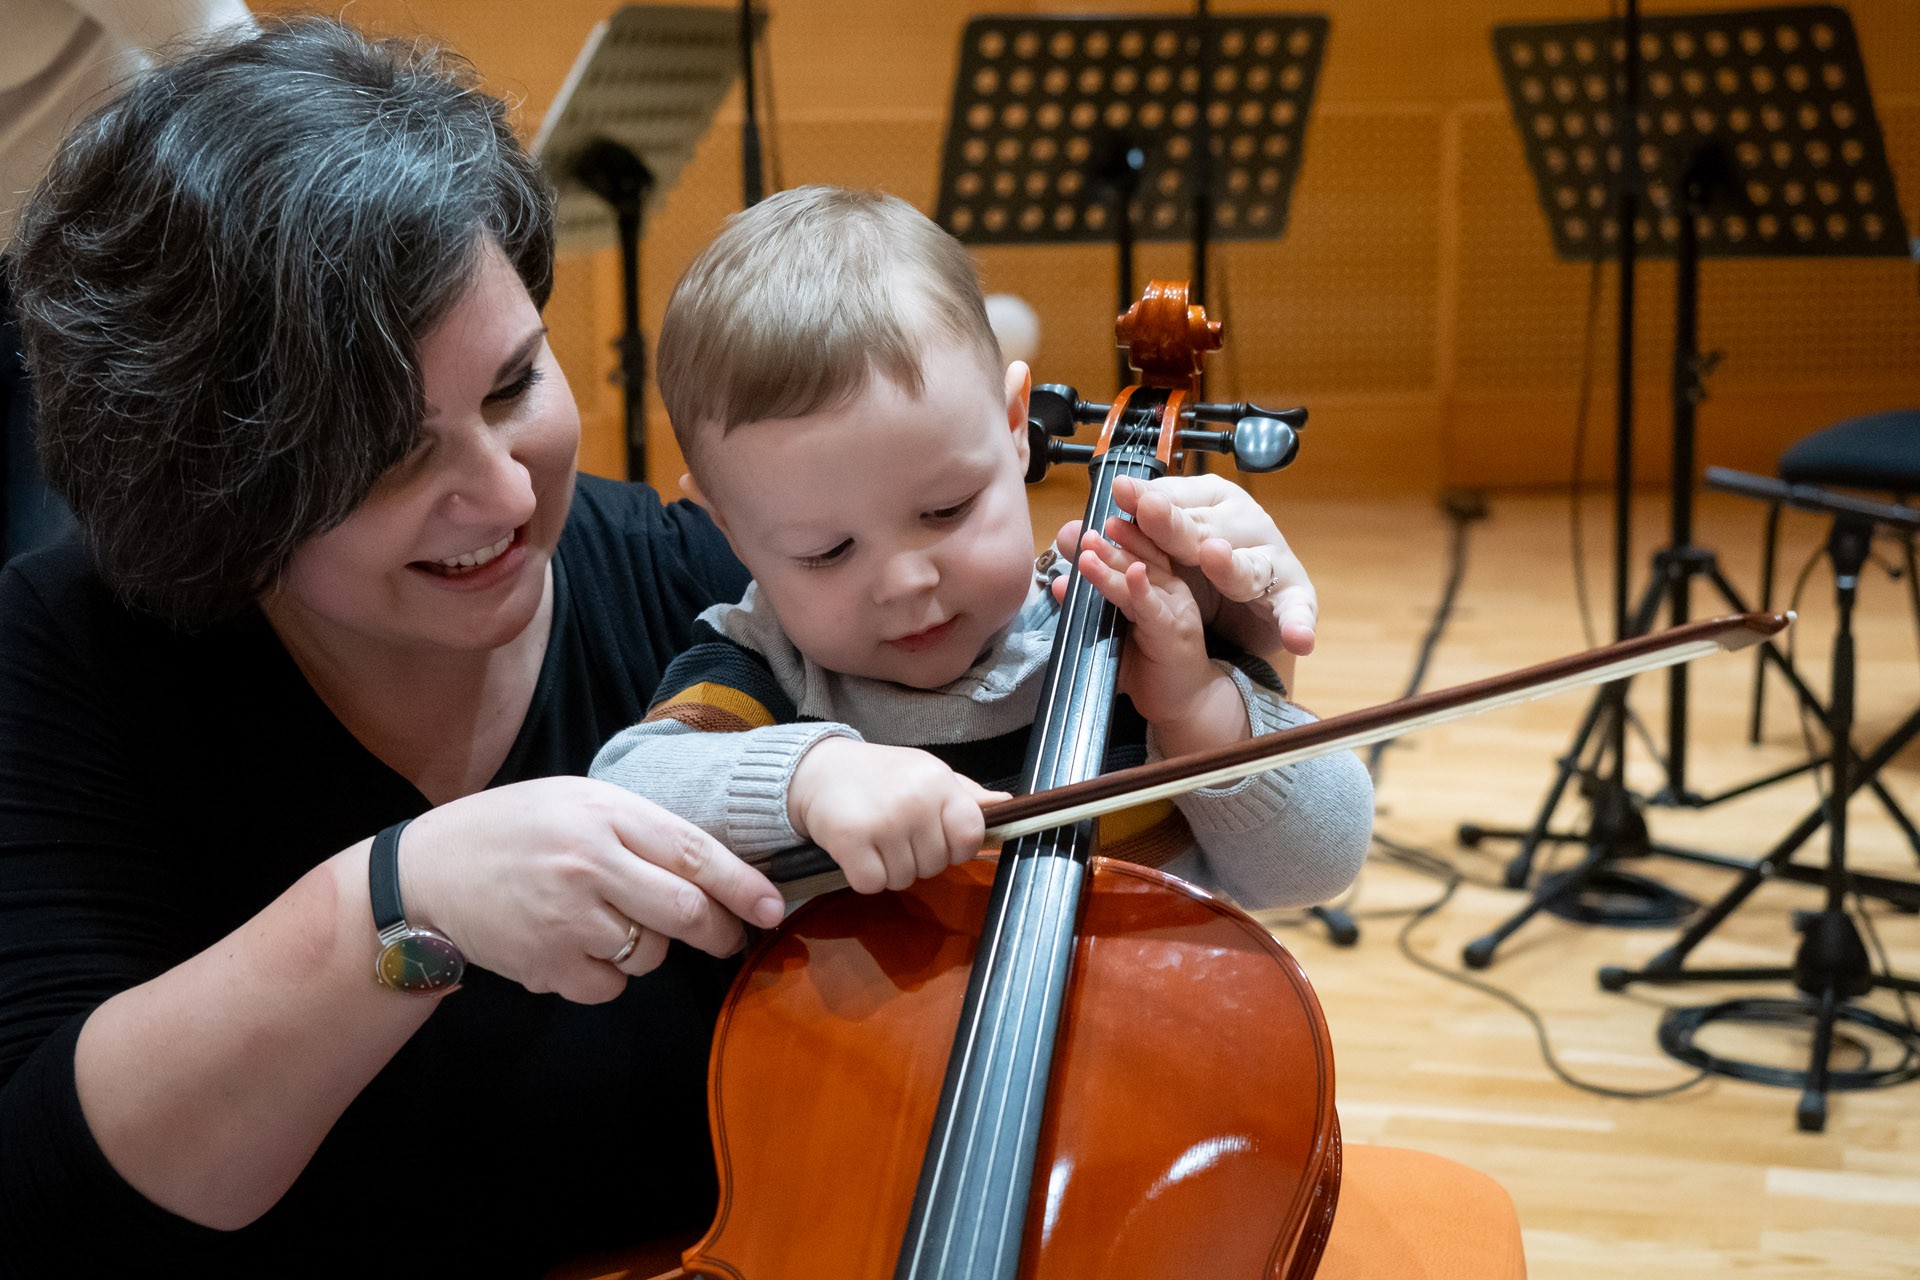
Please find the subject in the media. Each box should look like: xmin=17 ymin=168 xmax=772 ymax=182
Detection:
xmin=266 ymin=238 xmax=580 ymax=661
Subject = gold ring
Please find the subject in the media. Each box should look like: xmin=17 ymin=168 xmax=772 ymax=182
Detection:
xmin=609 ymin=921 xmax=641 ymax=965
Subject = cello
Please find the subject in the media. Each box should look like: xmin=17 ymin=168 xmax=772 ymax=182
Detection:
xmin=682 ymin=281 xmax=1343 ymax=1279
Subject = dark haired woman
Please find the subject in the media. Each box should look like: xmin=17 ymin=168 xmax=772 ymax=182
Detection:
xmin=0 ymin=16 xmax=1343 ymax=1276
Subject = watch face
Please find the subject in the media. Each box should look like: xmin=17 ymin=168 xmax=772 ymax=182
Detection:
xmin=375 ymin=930 xmax=465 ymax=995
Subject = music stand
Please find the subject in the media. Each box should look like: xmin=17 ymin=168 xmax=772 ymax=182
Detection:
xmin=533 ymin=5 xmax=765 ymax=483
xmin=931 ymin=12 xmax=1356 ymax=947
xmin=1459 ymin=5 xmax=1913 ymax=966
xmin=932 ymin=12 xmax=1327 ymax=388
xmin=1602 ymin=468 xmax=1920 ymax=1131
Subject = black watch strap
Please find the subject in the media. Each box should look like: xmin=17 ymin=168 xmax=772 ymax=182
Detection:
xmin=369 ymin=818 xmax=413 ymax=932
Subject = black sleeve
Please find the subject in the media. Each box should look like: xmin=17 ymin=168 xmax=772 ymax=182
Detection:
xmin=647 ymin=488 xmax=751 ymax=645
xmin=0 ymin=552 xmax=233 ymax=1273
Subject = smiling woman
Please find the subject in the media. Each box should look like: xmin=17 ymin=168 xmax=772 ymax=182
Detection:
xmin=0 ymin=18 xmax=779 ymax=1275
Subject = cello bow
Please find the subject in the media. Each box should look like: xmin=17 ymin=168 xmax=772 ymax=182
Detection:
xmin=751 ymin=610 xmax=1791 ymax=897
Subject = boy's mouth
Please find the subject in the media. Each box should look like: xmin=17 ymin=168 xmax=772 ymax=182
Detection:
xmin=887 ymin=616 xmax=960 ymax=653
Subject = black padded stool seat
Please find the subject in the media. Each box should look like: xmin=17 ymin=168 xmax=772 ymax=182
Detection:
xmin=1749 ymin=407 xmax=1920 ymax=743
xmin=1779 ymin=408 xmax=1920 ymax=493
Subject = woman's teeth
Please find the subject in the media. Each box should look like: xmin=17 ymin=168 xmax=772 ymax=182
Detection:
xmin=434 ymin=533 xmax=513 ymax=572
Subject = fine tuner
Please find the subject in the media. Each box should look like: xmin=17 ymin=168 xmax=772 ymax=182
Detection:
xmin=1024 ymin=382 xmax=1307 ymax=482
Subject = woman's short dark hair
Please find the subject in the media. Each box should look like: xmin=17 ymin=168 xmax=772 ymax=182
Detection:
xmin=6 ymin=16 xmax=555 ymax=627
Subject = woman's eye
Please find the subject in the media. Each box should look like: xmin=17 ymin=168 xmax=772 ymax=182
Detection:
xmin=928 ymin=494 xmax=979 ymax=522
xmin=486 ymin=365 xmax=545 ymax=404
xmin=798 ymin=539 xmax=853 ymax=568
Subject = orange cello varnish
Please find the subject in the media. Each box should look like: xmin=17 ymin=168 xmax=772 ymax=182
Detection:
xmin=683 ymin=857 xmax=1338 ymax=1280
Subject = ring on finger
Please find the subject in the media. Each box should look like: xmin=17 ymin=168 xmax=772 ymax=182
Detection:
xmin=609 ymin=920 xmax=641 ymax=965
xmin=1261 ymin=560 xmax=1281 ymax=598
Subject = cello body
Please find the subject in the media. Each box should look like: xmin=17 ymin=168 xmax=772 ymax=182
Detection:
xmin=683 ymin=856 xmax=1340 ymax=1279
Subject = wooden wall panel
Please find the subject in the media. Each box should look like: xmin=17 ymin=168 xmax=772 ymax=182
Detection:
xmin=251 ymin=0 xmax=1920 ymax=495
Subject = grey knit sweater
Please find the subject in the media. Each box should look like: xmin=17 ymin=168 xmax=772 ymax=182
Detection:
xmin=591 ymin=581 xmax=1372 ymax=910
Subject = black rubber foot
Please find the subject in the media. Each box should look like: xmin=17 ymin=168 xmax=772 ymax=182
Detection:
xmin=1461 ymin=937 xmax=1497 ymax=970
xmin=1456 ymin=823 xmax=1485 ymax=848
xmin=1597 ymin=965 xmax=1630 ymax=992
xmin=1796 ymin=1090 xmax=1828 ymax=1132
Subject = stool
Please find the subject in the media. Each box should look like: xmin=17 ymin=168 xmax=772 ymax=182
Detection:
xmin=1750 ymin=408 xmax=1920 ymax=742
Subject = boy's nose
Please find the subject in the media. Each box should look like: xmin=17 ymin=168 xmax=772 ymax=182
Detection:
xmin=874 ymin=548 xmax=940 ymax=603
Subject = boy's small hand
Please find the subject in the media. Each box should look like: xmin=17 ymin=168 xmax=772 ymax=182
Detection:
xmin=1052 ymin=474 xmax=1316 ymax=670
xmin=788 ymin=739 xmax=1008 ymax=894
xmin=1060 ymin=523 xmax=1243 ymax=750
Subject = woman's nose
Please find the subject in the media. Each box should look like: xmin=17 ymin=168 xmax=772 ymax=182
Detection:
xmin=446 ymin=431 xmax=536 ymax=527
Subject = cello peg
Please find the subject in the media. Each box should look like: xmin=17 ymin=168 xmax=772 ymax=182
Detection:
xmin=1029 ymin=384 xmax=1083 ymax=437
xmin=1229 ymin=415 xmax=1300 ymax=473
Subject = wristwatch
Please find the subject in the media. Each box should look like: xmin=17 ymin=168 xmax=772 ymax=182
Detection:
xmin=369 ymin=818 xmax=465 ymax=995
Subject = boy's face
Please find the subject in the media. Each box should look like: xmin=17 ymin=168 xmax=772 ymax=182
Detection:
xmin=690 ymin=343 xmax=1037 ymax=689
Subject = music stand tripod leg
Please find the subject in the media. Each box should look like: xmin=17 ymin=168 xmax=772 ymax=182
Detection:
xmin=1618 ymin=513 xmax=1920 ymax=1131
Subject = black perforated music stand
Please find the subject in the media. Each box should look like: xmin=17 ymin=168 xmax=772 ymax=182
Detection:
xmin=933 ymin=13 xmax=1327 ymax=387
xmin=1459 ymin=5 xmax=1913 ymax=968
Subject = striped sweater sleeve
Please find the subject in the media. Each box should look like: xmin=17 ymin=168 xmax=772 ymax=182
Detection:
xmin=588 ymin=623 xmax=859 ymax=856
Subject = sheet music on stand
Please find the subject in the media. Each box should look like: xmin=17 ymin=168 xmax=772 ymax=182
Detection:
xmin=1493 ymin=4 xmax=1908 ymax=260
xmin=533 ymin=5 xmax=761 ymax=252
xmin=934 ymin=14 xmax=1327 ymax=248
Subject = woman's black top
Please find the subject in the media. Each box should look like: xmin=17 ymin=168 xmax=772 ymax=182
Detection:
xmin=0 ymin=475 xmax=751 ymax=1277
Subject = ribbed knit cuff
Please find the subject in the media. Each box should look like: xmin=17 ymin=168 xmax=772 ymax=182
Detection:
xmin=725 ymin=722 xmax=862 ymax=855
xmin=1149 ymin=662 xmax=1311 ymax=831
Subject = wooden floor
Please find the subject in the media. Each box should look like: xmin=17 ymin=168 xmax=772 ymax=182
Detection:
xmin=1036 ymin=484 xmax=1920 ymax=1279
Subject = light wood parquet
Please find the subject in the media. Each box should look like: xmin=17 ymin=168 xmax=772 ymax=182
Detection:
xmin=1031 ymin=482 xmax=1920 ymax=1279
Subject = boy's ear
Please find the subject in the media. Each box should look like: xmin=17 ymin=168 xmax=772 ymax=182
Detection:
xmin=680 ymin=472 xmax=730 ymax=536
xmin=1004 ymin=360 xmax=1033 ymax=470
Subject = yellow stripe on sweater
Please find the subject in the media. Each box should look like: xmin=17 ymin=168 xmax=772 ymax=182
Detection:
xmin=646 ymin=682 xmax=776 ymax=730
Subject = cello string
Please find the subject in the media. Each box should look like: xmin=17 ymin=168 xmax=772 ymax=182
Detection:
xmin=929 ymin=413 xmax=1155 ymax=1274
xmin=951 ymin=454 xmax=1128 ymax=1271
xmin=980 ymin=429 xmax=1155 ymax=1273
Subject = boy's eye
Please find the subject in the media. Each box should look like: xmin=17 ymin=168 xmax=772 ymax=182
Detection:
xmin=928 ymin=494 xmax=980 ymax=522
xmin=486 ymin=365 xmax=545 ymax=404
xmin=798 ymin=539 xmax=853 ymax=568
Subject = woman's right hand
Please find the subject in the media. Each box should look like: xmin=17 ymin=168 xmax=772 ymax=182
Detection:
xmin=395 ymin=777 xmax=788 ymax=1004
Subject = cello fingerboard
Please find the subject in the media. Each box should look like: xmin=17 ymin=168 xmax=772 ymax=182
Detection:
xmin=891 ymin=400 xmax=1168 ymax=1280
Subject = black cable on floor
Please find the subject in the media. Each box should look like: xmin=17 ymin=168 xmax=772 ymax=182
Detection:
xmin=1385 ymin=836 xmax=1716 ymax=1101
xmin=1349 ymin=486 xmax=1713 ymax=1100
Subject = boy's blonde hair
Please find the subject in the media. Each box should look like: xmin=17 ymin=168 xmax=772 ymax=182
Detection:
xmin=657 ymin=186 xmax=1003 ymax=472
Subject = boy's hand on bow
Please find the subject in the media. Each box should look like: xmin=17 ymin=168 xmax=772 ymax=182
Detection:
xmin=788 ymin=739 xmax=1007 ymax=894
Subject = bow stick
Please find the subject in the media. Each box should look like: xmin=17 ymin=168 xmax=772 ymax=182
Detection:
xmin=750 ymin=611 xmax=1790 ymax=900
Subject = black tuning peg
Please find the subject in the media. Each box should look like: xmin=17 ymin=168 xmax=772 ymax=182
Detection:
xmin=1024 ymin=424 xmax=1097 ymax=484
xmin=1184 ymin=401 xmax=1308 ymax=430
xmin=1175 ymin=410 xmax=1303 ymax=474
xmin=1028 ymin=384 xmax=1082 ymax=438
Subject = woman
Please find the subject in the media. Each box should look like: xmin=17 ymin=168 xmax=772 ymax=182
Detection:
xmin=0 ymin=18 xmax=1322 ymax=1276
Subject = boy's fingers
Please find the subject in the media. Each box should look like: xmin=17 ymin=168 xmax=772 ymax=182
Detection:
xmin=1100 ymin=514 xmax=1177 ymax=571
